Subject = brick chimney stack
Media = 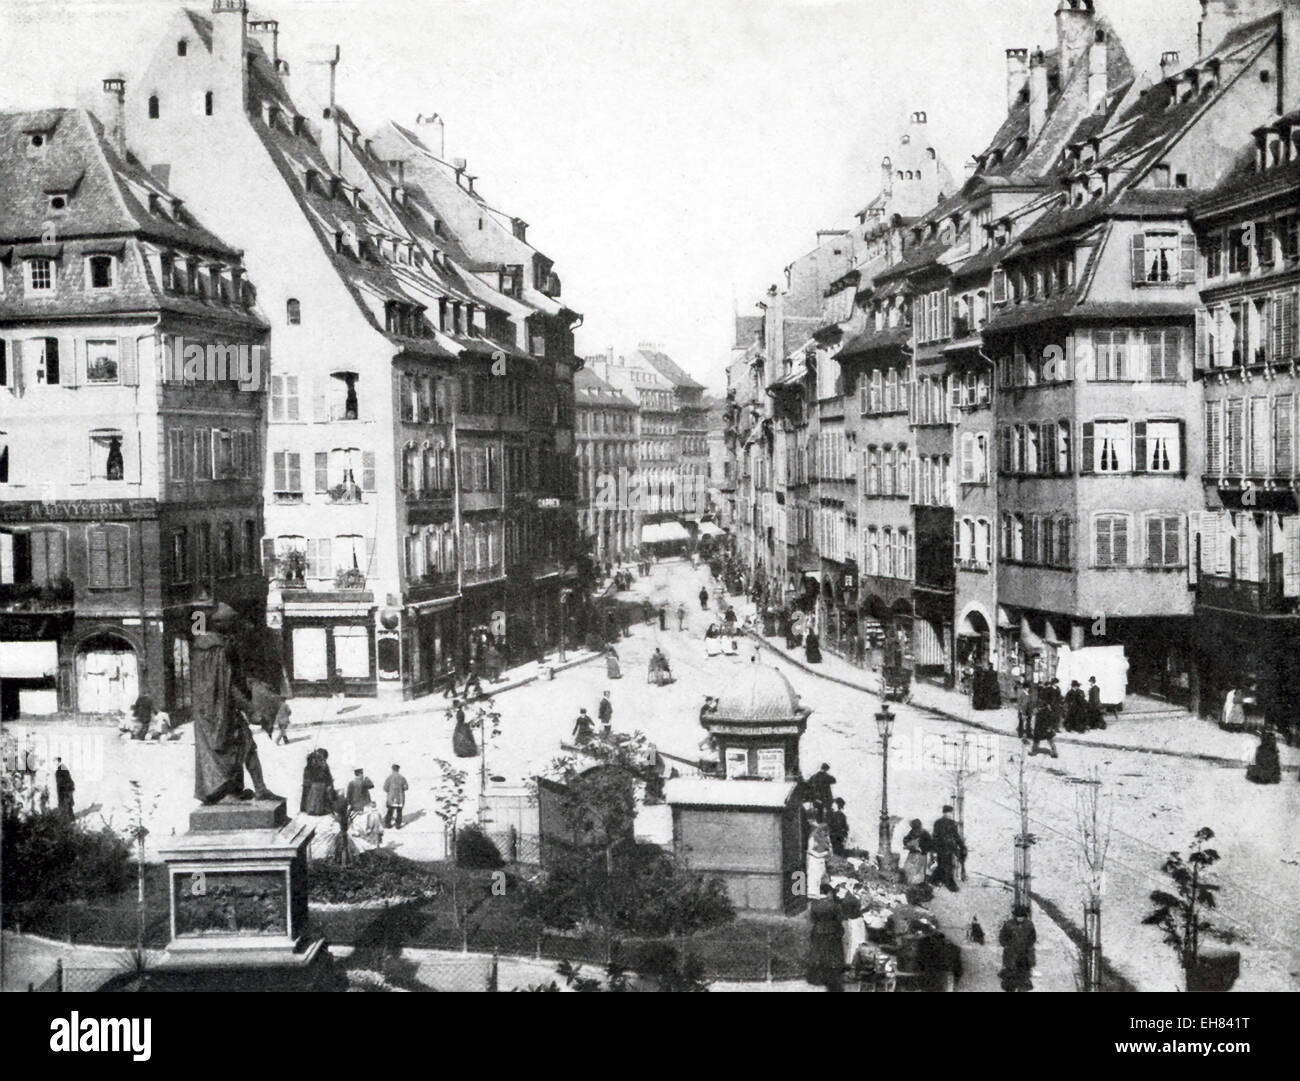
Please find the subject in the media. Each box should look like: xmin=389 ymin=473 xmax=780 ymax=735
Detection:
xmin=1028 ymin=48 xmax=1049 ymax=139
xmin=211 ymin=0 xmax=248 ymax=115
xmin=101 ymin=77 xmax=126 ymax=157
xmin=1088 ymin=28 xmax=1108 ymax=112
xmin=1055 ymin=0 xmax=1097 ymax=75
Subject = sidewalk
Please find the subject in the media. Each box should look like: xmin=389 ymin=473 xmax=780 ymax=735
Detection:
xmin=744 ymin=627 xmax=1297 ymax=770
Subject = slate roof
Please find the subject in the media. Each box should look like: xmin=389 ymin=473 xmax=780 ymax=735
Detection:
xmin=574 ymin=366 xmax=636 ymax=407
xmin=636 ymin=348 xmax=705 ymax=391
xmin=838 ymin=325 xmax=911 ymax=357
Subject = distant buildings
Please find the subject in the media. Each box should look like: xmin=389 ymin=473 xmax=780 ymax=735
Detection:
xmin=724 ymin=0 xmax=1300 ymax=719
xmin=574 ymin=366 xmax=637 ymax=560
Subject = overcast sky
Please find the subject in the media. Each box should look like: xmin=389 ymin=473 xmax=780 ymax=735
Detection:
xmin=1 ymin=0 xmax=1204 ymax=389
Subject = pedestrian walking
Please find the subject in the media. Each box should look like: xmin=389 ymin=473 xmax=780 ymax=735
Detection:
xmin=1246 ymin=726 xmax=1282 ymax=784
xmin=1030 ymin=687 xmax=1060 ymax=758
xmin=605 ymin=644 xmax=622 ymax=679
xmin=273 ymin=699 xmax=292 ymax=745
xmin=452 ymin=701 xmax=478 ymax=758
xmin=827 ymin=797 xmax=849 ymax=856
xmin=998 ymin=906 xmax=1037 ymax=992
xmin=931 ymin=805 xmax=966 ymax=892
xmin=807 ymin=762 xmax=836 ymax=813
xmin=658 ymin=605 xmax=667 ymax=630
xmin=383 ymin=764 xmax=409 ymax=828
xmin=676 ymin=603 xmax=687 ymax=631
xmin=1015 ymin=680 xmax=1034 ymax=740
xmin=346 ymin=767 xmax=374 ymax=812
xmin=54 ymin=757 xmax=74 ymax=820
xmin=598 ymin=691 xmax=613 ymax=737
xmin=1085 ymin=675 xmax=1106 ymax=730
xmin=699 ymin=586 xmax=709 ymax=610
xmin=573 ymin=708 xmax=595 ymax=744
xmin=804 ymin=628 xmax=822 ymax=664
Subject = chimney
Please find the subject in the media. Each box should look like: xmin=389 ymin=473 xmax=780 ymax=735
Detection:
xmin=1198 ymin=0 xmax=1275 ymax=59
xmin=101 ymin=77 xmax=126 ymax=157
xmin=1088 ymin=28 xmax=1108 ymax=112
xmin=248 ymin=18 xmax=278 ymax=63
xmin=210 ymin=0 xmax=248 ymax=114
xmin=415 ymin=112 xmax=445 ymax=158
xmin=1160 ymin=50 xmax=1181 ymax=78
xmin=274 ymin=58 xmax=291 ymax=96
xmin=1028 ymin=48 xmax=1049 ymax=139
xmin=1006 ymin=48 xmax=1029 ymax=111
xmin=880 ymin=155 xmax=893 ymax=196
xmin=1055 ymin=0 xmax=1096 ymax=75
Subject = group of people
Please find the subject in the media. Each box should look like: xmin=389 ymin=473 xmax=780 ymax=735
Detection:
xmin=704 ymin=621 xmax=740 ymax=657
xmin=900 ymin=806 xmax=968 ymax=893
xmin=299 ymin=754 xmax=410 ymax=840
xmin=117 ymin=694 xmax=183 ymax=742
xmin=572 ymin=691 xmax=615 ymax=745
xmin=777 ymin=609 xmax=822 ymax=664
xmin=1015 ymin=674 xmax=1107 ymax=757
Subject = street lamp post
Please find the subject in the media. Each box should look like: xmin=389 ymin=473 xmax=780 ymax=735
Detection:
xmin=875 ymin=704 xmax=897 ymax=873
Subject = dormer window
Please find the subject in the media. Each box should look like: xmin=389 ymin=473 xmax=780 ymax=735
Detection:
xmin=148 ymin=95 xmax=160 ymax=120
xmin=87 ymin=254 xmax=115 ymax=289
xmin=177 ymin=39 xmax=187 ymax=56
xmin=304 ymin=169 xmax=319 ymax=194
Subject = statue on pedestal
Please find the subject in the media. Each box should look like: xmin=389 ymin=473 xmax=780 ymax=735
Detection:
xmin=192 ymin=603 xmax=283 ymax=804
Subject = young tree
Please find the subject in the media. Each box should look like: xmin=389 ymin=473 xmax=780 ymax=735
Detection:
xmin=1006 ymin=745 xmax=1037 ymax=914
xmin=1144 ymin=826 xmax=1224 ymax=990
xmin=1073 ymin=767 xmax=1112 ymax=992
xmin=430 ymin=759 xmax=470 ymax=944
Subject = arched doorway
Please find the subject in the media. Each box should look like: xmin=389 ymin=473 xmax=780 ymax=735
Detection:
xmin=958 ymin=608 xmax=991 ymax=668
xmin=75 ymin=632 xmax=139 ymax=714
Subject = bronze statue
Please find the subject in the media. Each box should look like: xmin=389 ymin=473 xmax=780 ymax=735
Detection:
xmin=192 ymin=603 xmax=282 ymax=804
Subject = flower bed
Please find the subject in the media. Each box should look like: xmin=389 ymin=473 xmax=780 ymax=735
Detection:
xmin=307 ymin=849 xmax=444 ymax=905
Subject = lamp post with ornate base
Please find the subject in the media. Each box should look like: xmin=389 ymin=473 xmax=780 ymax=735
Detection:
xmin=875 ymin=704 xmax=897 ymax=874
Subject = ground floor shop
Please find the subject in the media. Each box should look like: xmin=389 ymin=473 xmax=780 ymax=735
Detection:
xmin=1193 ymin=604 xmax=1300 ymax=739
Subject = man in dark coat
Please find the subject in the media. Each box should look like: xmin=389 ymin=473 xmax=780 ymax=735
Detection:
xmin=1085 ymin=676 xmax=1106 ymax=730
xmin=1030 ymin=685 xmax=1060 ymax=758
xmin=807 ymin=763 xmax=836 ymax=813
xmin=1016 ymin=680 xmax=1035 ymax=740
xmin=827 ymin=797 xmax=850 ymax=856
xmin=597 ymin=691 xmax=614 ymax=737
xmin=999 ymin=906 xmax=1037 ymax=991
xmin=54 ymin=757 xmax=75 ymax=819
xmin=931 ymin=805 xmax=966 ymax=892
xmin=346 ymin=767 xmax=374 ymax=811
xmin=1063 ymin=680 xmax=1088 ymax=733
xmin=698 ymin=587 xmax=709 ymax=610
xmin=658 ymin=605 xmax=667 ymax=630
xmin=192 ymin=603 xmax=280 ymax=803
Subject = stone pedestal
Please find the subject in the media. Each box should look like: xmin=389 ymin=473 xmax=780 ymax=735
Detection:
xmin=157 ymin=798 xmax=320 ymax=976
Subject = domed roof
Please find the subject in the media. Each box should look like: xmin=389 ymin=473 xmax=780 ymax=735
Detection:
xmin=711 ymin=661 xmax=806 ymax=724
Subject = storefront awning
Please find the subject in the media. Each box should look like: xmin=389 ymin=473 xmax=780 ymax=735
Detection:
xmin=642 ymin=521 xmax=690 ymax=543
xmin=1020 ymin=617 xmax=1046 ymax=654
xmin=698 ymin=522 xmax=724 ymax=537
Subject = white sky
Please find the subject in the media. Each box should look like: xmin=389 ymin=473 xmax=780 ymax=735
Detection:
xmin=0 ymin=0 xmax=1202 ymax=390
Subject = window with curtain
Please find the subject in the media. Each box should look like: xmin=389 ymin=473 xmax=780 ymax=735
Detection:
xmin=1095 ymin=420 xmax=1130 ymax=472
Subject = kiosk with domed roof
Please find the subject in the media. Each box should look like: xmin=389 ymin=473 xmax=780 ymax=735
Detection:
xmin=700 ymin=657 xmax=811 ymax=781
xmin=663 ymin=658 xmax=811 ymax=913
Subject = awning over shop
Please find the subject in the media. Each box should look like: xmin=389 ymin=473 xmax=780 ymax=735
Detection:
xmin=642 ymin=521 xmax=690 ymax=543
xmin=698 ymin=522 xmax=724 ymax=537
xmin=0 ymin=640 xmax=58 ymax=678
xmin=1020 ymin=617 xmax=1046 ymax=654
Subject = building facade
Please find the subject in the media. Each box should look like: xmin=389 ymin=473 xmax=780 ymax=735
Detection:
xmin=574 ymin=366 xmax=638 ymax=561
xmin=0 ymin=104 xmax=268 ymax=720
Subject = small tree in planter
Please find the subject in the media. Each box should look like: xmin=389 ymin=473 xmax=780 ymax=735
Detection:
xmin=430 ymin=759 xmax=470 ymax=945
xmin=1144 ymin=827 xmax=1236 ymax=991
xmin=1074 ymin=767 xmax=1112 ymax=992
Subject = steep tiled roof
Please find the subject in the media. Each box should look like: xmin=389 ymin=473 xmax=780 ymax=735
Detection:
xmin=574 ymin=366 xmax=635 ymax=407
xmin=636 ymin=348 xmax=705 ymax=390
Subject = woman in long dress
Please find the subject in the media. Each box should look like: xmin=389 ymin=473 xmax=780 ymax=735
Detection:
xmin=705 ymin=624 xmax=721 ymax=657
xmin=300 ymin=748 xmax=336 ymax=816
xmin=605 ymin=646 xmax=622 ymax=679
xmin=806 ymin=882 xmax=845 ymax=992
xmin=902 ymin=818 xmax=932 ymax=887
xmin=805 ymin=629 xmax=822 ymax=664
xmin=452 ymin=702 xmax=478 ymax=758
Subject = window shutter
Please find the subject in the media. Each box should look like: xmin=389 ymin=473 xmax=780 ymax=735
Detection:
xmin=315 ymin=451 xmax=328 ymax=492
xmin=118 ymin=336 xmax=138 ymax=386
xmin=1080 ymin=421 xmax=1095 ymax=474
xmin=1130 ymin=232 xmax=1146 ymax=283
xmin=1215 ymin=514 xmax=1231 ymax=573
xmin=1176 ymin=419 xmax=1186 ymax=475
xmin=1132 ymin=420 xmax=1147 ymax=473
xmin=1145 ymin=516 xmax=1161 ymax=566
xmin=1114 ymin=515 xmax=1128 ymax=565
xmin=64 ymin=337 xmax=81 ymax=387
xmin=9 ymin=339 xmax=22 ymax=396
xmin=1201 ymin=512 xmax=1218 ymax=576
xmin=1285 ymin=516 xmax=1300 ymax=597
xmin=316 ymin=538 xmax=332 ymax=580
xmin=45 ymin=338 xmax=61 ymax=385
xmin=1179 ymin=232 xmax=1196 ymax=283
xmin=130 ymin=430 xmax=142 ymax=484
xmin=1187 ymin=512 xmax=1199 ymax=584
xmin=1194 ymin=308 xmax=1208 ymax=369
xmin=313 ymin=377 xmax=328 ymax=421
xmin=361 ymin=450 xmax=376 ymax=491
xmin=110 ymin=527 xmax=129 ymax=587
xmin=1095 ymin=518 xmax=1111 ymax=566
xmin=261 ymin=537 xmax=275 ymax=569
xmin=364 ymin=535 xmax=375 ymax=573
xmin=1074 ymin=331 xmax=1094 ymax=381
xmin=88 ymin=526 xmax=109 ymax=587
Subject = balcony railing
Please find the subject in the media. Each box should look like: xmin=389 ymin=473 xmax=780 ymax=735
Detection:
xmin=1197 ymin=572 xmax=1296 ymax=615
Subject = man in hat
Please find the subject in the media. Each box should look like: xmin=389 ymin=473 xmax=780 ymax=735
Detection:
xmin=597 ymin=690 xmax=614 ymax=738
xmin=192 ymin=602 xmax=282 ymax=804
xmin=1063 ymin=679 xmax=1088 ymax=733
xmin=998 ymin=906 xmax=1037 ymax=992
xmin=827 ymin=797 xmax=850 ymax=857
xmin=383 ymin=764 xmax=408 ymax=829
xmin=1085 ymin=675 xmax=1106 ymax=730
xmin=931 ymin=805 xmax=966 ymax=892
xmin=346 ymin=767 xmax=374 ymax=811
xmin=807 ymin=763 xmax=836 ymax=813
